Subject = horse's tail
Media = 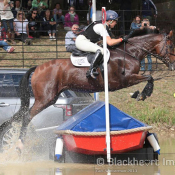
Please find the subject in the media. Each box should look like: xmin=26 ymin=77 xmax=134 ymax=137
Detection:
xmin=11 ymin=66 xmax=37 ymax=123
xmin=20 ymin=66 xmax=37 ymax=110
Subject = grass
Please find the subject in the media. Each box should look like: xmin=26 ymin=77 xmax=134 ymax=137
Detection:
xmin=0 ymin=29 xmax=175 ymax=127
xmin=99 ymin=71 xmax=175 ymax=127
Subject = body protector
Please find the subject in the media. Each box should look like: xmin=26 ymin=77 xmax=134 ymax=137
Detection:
xmin=81 ymin=21 xmax=113 ymax=43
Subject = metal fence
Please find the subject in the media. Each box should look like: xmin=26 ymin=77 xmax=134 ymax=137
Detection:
xmin=0 ymin=9 xmax=174 ymax=71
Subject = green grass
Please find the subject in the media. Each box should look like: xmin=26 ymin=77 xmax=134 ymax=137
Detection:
xmin=99 ymin=72 xmax=175 ymax=127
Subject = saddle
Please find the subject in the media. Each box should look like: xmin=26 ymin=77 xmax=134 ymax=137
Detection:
xmin=72 ymin=48 xmax=88 ymax=57
xmin=71 ymin=48 xmax=110 ymax=67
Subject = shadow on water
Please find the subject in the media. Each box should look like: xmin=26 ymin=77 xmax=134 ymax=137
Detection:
xmin=0 ymin=133 xmax=175 ymax=175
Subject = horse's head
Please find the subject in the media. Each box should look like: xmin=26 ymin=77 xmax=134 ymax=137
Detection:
xmin=155 ymin=30 xmax=175 ymax=70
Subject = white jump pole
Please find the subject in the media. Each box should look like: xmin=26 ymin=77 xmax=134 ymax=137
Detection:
xmin=102 ymin=7 xmax=111 ymax=163
xmin=92 ymin=0 xmax=99 ymax=101
xmin=92 ymin=0 xmax=97 ymax=22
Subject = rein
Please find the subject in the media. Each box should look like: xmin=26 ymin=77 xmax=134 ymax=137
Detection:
xmin=126 ymin=34 xmax=172 ymax=63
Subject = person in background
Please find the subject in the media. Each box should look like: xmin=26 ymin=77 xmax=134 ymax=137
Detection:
xmin=53 ymin=3 xmax=64 ymax=25
xmin=0 ymin=20 xmax=15 ymax=53
xmin=28 ymin=8 xmax=41 ymax=38
xmin=24 ymin=0 xmax=32 ymax=17
xmin=140 ymin=18 xmax=156 ymax=74
xmin=32 ymin=0 xmax=48 ymax=17
xmin=65 ymin=24 xmax=79 ymax=52
xmin=64 ymin=6 xmax=79 ymax=31
xmin=11 ymin=0 xmax=21 ymax=18
xmin=0 ymin=0 xmax=15 ymax=43
xmin=41 ymin=9 xmax=56 ymax=40
xmin=13 ymin=10 xmax=31 ymax=45
xmin=32 ymin=0 xmax=48 ymax=9
xmin=142 ymin=0 xmax=157 ymax=23
xmin=130 ymin=15 xmax=141 ymax=30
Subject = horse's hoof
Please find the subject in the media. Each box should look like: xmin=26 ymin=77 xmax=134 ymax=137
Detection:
xmin=137 ymin=93 xmax=147 ymax=101
xmin=131 ymin=90 xmax=140 ymax=99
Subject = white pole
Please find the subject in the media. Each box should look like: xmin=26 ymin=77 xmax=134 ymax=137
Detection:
xmin=102 ymin=7 xmax=111 ymax=163
xmin=92 ymin=0 xmax=99 ymax=101
xmin=92 ymin=0 xmax=97 ymax=22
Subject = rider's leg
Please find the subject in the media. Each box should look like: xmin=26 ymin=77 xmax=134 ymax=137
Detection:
xmin=75 ymin=35 xmax=104 ymax=78
xmin=86 ymin=49 xmax=103 ymax=78
xmin=75 ymin=35 xmax=103 ymax=53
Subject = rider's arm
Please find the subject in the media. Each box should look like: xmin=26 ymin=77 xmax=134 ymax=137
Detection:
xmin=106 ymin=36 xmax=123 ymax=46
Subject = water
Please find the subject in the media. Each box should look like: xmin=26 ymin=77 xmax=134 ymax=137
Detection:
xmin=0 ymin=133 xmax=175 ymax=175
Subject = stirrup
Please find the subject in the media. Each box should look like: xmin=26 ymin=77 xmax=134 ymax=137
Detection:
xmin=86 ymin=68 xmax=99 ymax=79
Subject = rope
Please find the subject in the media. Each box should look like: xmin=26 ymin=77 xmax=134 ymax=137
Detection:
xmin=55 ymin=126 xmax=152 ymax=136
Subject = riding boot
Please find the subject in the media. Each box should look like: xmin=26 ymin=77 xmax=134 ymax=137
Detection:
xmin=86 ymin=50 xmax=103 ymax=79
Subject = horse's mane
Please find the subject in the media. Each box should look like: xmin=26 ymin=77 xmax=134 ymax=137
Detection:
xmin=128 ymin=28 xmax=160 ymax=38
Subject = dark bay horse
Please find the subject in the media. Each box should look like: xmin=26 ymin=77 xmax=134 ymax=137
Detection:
xmin=14 ymin=28 xmax=175 ymax=149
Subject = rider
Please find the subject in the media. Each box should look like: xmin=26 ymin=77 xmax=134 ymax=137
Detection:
xmin=75 ymin=10 xmax=127 ymax=79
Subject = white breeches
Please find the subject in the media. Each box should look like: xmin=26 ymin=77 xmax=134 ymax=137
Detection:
xmin=75 ymin=35 xmax=104 ymax=54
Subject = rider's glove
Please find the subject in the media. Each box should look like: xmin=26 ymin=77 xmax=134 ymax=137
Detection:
xmin=122 ymin=36 xmax=128 ymax=42
xmin=122 ymin=30 xmax=134 ymax=42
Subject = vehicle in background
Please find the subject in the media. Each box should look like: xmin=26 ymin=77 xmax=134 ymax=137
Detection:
xmin=0 ymin=69 xmax=94 ymax=156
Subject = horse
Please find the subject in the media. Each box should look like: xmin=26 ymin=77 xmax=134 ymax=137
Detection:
xmin=13 ymin=28 xmax=175 ymax=150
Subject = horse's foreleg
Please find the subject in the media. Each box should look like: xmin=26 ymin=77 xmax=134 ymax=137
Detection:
xmin=137 ymin=76 xmax=154 ymax=101
xmin=126 ymin=74 xmax=154 ymax=101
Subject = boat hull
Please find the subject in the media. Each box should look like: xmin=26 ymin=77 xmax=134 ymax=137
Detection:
xmin=63 ymin=131 xmax=147 ymax=155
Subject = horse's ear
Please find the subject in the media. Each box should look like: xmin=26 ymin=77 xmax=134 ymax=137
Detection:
xmin=168 ymin=30 xmax=173 ymax=38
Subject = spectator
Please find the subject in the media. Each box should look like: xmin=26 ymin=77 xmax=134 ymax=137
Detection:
xmin=65 ymin=24 xmax=79 ymax=52
xmin=22 ymin=0 xmax=32 ymax=9
xmin=0 ymin=0 xmax=15 ymax=43
xmin=26 ymin=0 xmax=32 ymax=10
xmin=32 ymin=0 xmax=48 ymax=9
xmin=13 ymin=10 xmax=31 ymax=45
xmin=11 ymin=0 xmax=21 ymax=18
xmin=64 ymin=6 xmax=79 ymax=31
xmin=28 ymin=8 xmax=41 ymax=38
xmin=53 ymin=3 xmax=64 ymax=25
xmin=32 ymin=0 xmax=48 ymax=17
xmin=130 ymin=15 xmax=141 ymax=30
xmin=140 ymin=19 xmax=155 ymax=74
xmin=24 ymin=0 xmax=32 ymax=17
xmin=142 ymin=0 xmax=157 ymax=23
xmin=0 ymin=20 xmax=15 ymax=52
xmin=41 ymin=9 xmax=56 ymax=40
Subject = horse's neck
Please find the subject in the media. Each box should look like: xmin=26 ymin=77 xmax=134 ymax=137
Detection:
xmin=128 ymin=35 xmax=159 ymax=61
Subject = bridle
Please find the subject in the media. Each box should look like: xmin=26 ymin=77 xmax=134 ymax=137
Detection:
xmin=125 ymin=33 xmax=175 ymax=64
xmin=113 ymin=32 xmax=175 ymax=74
xmin=156 ymin=34 xmax=174 ymax=63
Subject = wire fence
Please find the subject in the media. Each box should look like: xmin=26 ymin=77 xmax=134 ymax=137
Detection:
xmin=0 ymin=9 xmax=174 ymax=71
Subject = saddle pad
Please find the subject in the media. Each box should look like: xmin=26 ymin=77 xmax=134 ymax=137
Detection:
xmin=70 ymin=49 xmax=110 ymax=67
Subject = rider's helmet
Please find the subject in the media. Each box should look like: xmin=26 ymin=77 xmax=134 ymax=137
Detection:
xmin=106 ymin=10 xmax=119 ymax=21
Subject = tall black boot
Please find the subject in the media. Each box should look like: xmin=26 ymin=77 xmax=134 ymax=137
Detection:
xmin=86 ymin=50 xmax=103 ymax=79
